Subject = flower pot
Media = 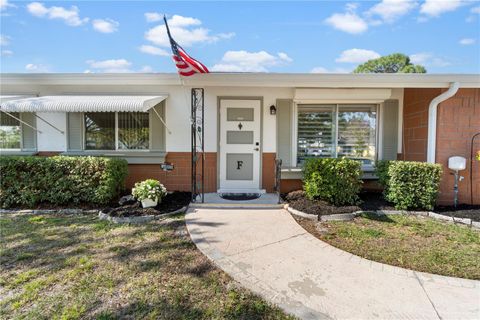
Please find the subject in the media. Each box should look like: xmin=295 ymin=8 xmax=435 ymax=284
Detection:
xmin=141 ymin=198 xmax=157 ymax=208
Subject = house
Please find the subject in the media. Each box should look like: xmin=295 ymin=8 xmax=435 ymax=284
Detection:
xmin=1 ymin=73 xmax=479 ymax=205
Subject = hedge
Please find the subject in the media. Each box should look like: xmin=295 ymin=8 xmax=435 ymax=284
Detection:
xmin=303 ymin=157 xmax=362 ymax=206
xmin=375 ymin=160 xmax=443 ymax=211
xmin=0 ymin=156 xmax=128 ymax=208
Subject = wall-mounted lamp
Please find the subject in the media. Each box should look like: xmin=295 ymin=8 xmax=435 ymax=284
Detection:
xmin=270 ymin=105 xmax=277 ymax=115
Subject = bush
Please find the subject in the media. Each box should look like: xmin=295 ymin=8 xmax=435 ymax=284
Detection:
xmin=385 ymin=161 xmax=442 ymax=210
xmin=132 ymin=179 xmax=167 ymax=202
xmin=375 ymin=160 xmax=393 ymax=196
xmin=303 ymin=158 xmax=362 ymax=206
xmin=0 ymin=156 xmax=128 ymax=208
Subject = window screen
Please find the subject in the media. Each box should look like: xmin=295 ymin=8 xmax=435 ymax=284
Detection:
xmin=297 ymin=105 xmax=335 ymax=164
xmin=118 ymin=112 xmax=149 ymax=150
xmin=0 ymin=112 xmax=21 ymax=149
xmin=84 ymin=113 xmax=115 ymax=150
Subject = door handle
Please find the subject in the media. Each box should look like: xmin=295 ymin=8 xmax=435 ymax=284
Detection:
xmin=254 ymin=148 xmax=259 ymax=151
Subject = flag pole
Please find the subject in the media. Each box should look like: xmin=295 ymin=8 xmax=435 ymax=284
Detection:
xmin=164 ymin=15 xmax=206 ymax=203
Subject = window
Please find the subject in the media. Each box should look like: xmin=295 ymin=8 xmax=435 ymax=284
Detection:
xmin=118 ymin=112 xmax=149 ymax=150
xmin=84 ymin=112 xmax=149 ymax=150
xmin=0 ymin=112 xmax=21 ymax=149
xmin=297 ymin=104 xmax=377 ymax=166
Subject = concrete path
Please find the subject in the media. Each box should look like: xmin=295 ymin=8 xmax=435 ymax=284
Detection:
xmin=186 ymin=208 xmax=480 ymax=320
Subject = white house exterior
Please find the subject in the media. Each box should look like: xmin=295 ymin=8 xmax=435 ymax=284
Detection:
xmin=1 ymin=73 xmax=479 ymax=204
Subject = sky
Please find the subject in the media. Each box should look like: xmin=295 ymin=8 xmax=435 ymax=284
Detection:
xmin=1 ymin=0 xmax=479 ymax=74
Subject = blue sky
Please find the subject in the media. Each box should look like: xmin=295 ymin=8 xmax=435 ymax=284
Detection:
xmin=1 ymin=0 xmax=479 ymax=74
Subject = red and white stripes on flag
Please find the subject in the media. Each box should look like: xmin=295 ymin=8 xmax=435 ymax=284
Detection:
xmin=173 ymin=46 xmax=209 ymax=77
xmin=164 ymin=16 xmax=209 ymax=77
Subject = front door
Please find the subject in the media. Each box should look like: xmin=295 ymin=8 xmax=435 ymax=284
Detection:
xmin=219 ymin=99 xmax=261 ymax=193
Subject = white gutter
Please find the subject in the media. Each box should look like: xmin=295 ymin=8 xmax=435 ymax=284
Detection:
xmin=427 ymin=81 xmax=460 ymax=163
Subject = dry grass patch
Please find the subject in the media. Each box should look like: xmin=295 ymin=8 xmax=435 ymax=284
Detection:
xmin=0 ymin=212 xmax=293 ymax=319
xmin=294 ymin=213 xmax=480 ymax=280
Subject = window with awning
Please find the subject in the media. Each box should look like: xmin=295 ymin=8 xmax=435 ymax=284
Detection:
xmin=0 ymin=95 xmax=168 ymax=158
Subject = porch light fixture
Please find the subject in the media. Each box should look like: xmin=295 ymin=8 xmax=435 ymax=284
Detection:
xmin=448 ymin=156 xmax=466 ymax=208
xmin=270 ymin=105 xmax=276 ymax=115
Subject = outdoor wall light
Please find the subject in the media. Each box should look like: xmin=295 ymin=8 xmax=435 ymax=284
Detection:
xmin=270 ymin=105 xmax=276 ymax=115
xmin=448 ymin=156 xmax=466 ymax=208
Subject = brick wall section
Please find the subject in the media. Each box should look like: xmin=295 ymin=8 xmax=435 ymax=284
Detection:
xmin=36 ymin=152 xmax=61 ymax=156
xmin=280 ymin=179 xmax=303 ymax=193
xmin=436 ymin=89 xmax=480 ymax=205
xmin=126 ymin=152 xmax=217 ymax=193
xmin=403 ymin=88 xmax=442 ymax=162
xmin=403 ymin=88 xmax=480 ymax=205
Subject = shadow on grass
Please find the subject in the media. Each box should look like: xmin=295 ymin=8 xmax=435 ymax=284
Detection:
xmin=358 ymin=212 xmax=395 ymax=223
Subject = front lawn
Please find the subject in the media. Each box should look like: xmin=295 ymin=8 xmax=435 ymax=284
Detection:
xmin=0 ymin=212 xmax=293 ymax=319
xmin=294 ymin=213 xmax=480 ymax=280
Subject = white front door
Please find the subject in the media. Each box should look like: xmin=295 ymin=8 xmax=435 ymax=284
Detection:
xmin=219 ymin=99 xmax=261 ymax=193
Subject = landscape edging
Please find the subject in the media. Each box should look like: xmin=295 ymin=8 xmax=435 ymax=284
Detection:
xmin=0 ymin=208 xmax=98 ymax=215
xmin=98 ymin=206 xmax=188 ymax=224
xmin=285 ymin=204 xmax=479 ymax=229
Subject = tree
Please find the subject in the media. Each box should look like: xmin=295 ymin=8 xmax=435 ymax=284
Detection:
xmin=353 ymin=53 xmax=426 ymax=73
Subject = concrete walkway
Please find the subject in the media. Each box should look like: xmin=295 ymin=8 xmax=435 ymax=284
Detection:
xmin=186 ymin=208 xmax=480 ymax=320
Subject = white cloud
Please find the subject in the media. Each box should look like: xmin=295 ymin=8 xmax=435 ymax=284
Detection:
xmin=459 ymin=38 xmax=475 ymax=45
xmin=278 ymin=52 xmax=293 ymax=62
xmin=310 ymin=67 xmax=329 ymax=73
xmin=367 ymin=0 xmax=418 ymax=23
xmin=168 ymin=15 xmax=201 ymax=27
xmin=1 ymin=49 xmax=13 ymax=56
xmin=92 ymin=18 xmax=119 ymax=33
xmin=27 ymin=2 xmax=88 ymax=26
xmin=325 ymin=12 xmax=368 ymax=34
xmin=472 ymin=6 xmax=480 ymax=14
xmin=211 ymin=50 xmax=292 ymax=72
xmin=25 ymin=63 xmax=49 ymax=72
xmin=310 ymin=66 xmax=350 ymax=73
xmin=139 ymin=45 xmax=169 ymax=56
xmin=0 ymin=0 xmax=15 ymax=11
xmin=325 ymin=3 xmax=368 ymax=34
xmin=0 ymin=34 xmax=10 ymax=46
xmin=86 ymin=59 xmax=132 ymax=73
xmin=139 ymin=65 xmax=153 ymax=72
xmin=335 ymin=48 xmax=381 ymax=63
xmin=145 ymin=12 xmax=162 ymax=23
xmin=410 ymin=52 xmax=450 ymax=67
xmin=145 ymin=14 xmax=234 ymax=47
xmin=420 ymin=0 xmax=466 ymax=17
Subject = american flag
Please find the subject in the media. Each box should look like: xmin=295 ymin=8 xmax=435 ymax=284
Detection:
xmin=164 ymin=16 xmax=209 ymax=77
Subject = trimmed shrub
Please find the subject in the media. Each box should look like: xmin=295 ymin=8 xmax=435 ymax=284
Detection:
xmin=0 ymin=156 xmax=128 ymax=208
xmin=385 ymin=161 xmax=442 ymax=211
xmin=374 ymin=160 xmax=393 ymax=195
xmin=303 ymin=158 xmax=362 ymax=206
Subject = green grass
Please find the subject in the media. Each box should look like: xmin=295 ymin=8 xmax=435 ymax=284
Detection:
xmin=0 ymin=213 xmax=293 ymax=319
xmin=318 ymin=213 xmax=480 ymax=279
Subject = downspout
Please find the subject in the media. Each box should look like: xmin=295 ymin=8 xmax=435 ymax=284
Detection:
xmin=427 ymin=82 xmax=460 ymax=163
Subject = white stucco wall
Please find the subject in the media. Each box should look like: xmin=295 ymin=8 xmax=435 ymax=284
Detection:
xmin=1 ymin=82 xmax=400 ymax=154
xmin=36 ymin=112 xmax=67 ymax=151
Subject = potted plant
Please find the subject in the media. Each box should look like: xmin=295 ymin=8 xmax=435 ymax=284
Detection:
xmin=132 ymin=179 xmax=167 ymax=208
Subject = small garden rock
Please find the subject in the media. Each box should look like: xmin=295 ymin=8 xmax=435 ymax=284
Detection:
xmin=118 ymin=195 xmax=136 ymax=206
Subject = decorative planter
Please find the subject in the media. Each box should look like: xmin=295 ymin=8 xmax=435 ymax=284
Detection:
xmin=141 ymin=198 xmax=158 ymax=208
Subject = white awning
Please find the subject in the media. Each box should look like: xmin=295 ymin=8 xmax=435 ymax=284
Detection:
xmin=0 ymin=95 xmax=168 ymax=112
xmin=0 ymin=95 xmax=35 ymax=103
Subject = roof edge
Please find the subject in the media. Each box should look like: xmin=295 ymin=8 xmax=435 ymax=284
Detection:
xmin=1 ymin=72 xmax=479 ymax=88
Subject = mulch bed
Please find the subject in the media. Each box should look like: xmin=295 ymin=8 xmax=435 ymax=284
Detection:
xmin=102 ymin=192 xmax=191 ymax=217
xmin=434 ymin=204 xmax=480 ymax=222
xmin=284 ymin=190 xmax=395 ymax=216
xmin=284 ymin=190 xmax=480 ymax=222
